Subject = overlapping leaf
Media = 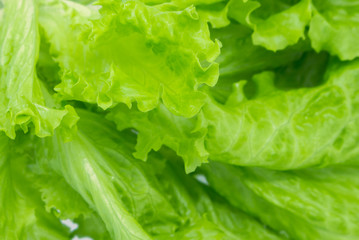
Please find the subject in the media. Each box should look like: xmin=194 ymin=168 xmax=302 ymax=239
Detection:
xmin=33 ymin=110 xmax=281 ymax=239
xmin=0 ymin=0 xmax=78 ymax=139
xmin=227 ymin=0 xmax=312 ymax=51
xmin=39 ymin=0 xmax=220 ymax=117
xmin=109 ymin=59 xmax=359 ymax=170
xmin=202 ymin=162 xmax=359 ymax=239
xmin=309 ymin=0 xmax=359 ymax=60
xmin=1 ymin=0 xmax=359 ymax=239
xmin=0 ymin=133 xmax=70 ymax=239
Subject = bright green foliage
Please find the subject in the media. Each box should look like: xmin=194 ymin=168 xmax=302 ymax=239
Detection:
xmin=109 ymin=59 xmax=359 ymax=170
xmin=226 ymin=0 xmax=359 ymax=60
xmin=33 ymin=110 xmax=281 ymax=239
xmin=38 ymin=0 xmax=220 ymax=117
xmin=212 ymin=23 xmax=307 ymax=78
xmin=0 ymin=0 xmax=78 ymax=139
xmin=0 ymin=133 xmax=71 ymax=239
xmin=107 ymin=104 xmax=208 ymax=173
xmin=228 ymin=0 xmax=312 ymax=51
xmin=1 ymin=0 xmax=359 ymax=239
xmin=202 ymin=162 xmax=359 ymax=239
xmin=201 ymin=60 xmax=359 ymax=169
xmin=309 ymin=0 xmax=359 ymax=60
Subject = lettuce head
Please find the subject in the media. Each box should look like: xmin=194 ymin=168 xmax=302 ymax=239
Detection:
xmin=1 ymin=0 xmax=359 ymax=239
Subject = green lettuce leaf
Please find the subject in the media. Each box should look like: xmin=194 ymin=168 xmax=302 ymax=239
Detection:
xmin=0 ymin=133 xmax=70 ymax=240
xmin=0 ymin=0 xmax=78 ymax=139
xmin=107 ymin=103 xmax=208 ymax=173
xmin=34 ymin=173 xmax=92 ymax=220
xmin=3 ymin=0 xmax=359 ymax=238
xmin=35 ymin=119 xmax=153 ymax=239
xmin=148 ymin=152 xmax=282 ymax=239
xmin=38 ymin=0 xmax=220 ymax=117
xmin=34 ymin=109 xmax=281 ymax=239
xmin=109 ymin=59 xmax=359 ymax=170
xmin=228 ymin=0 xmax=312 ymax=51
xmin=202 ymin=162 xmax=359 ymax=239
xmin=137 ymin=0 xmax=231 ymax=28
xmin=35 ymin=109 xmax=196 ymax=239
xmin=158 ymin=155 xmax=282 ymax=240
xmin=227 ymin=0 xmax=359 ymax=59
xmin=106 ymin=34 xmax=307 ymax=172
xmin=213 ymin=23 xmax=308 ymax=78
xmin=208 ymin=23 xmax=310 ymax=103
xmin=196 ymin=1 xmax=231 ymax=28
xmin=72 ymin=212 xmax=111 ymax=240
xmin=309 ymin=0 xmax=359 ymax=60
xmin=36 ymin=35 xmax=62 ymax=94
xmin=189 ymin=59 xmax=359 ymax=169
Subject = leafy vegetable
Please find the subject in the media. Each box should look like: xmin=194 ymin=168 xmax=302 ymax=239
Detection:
xmin=0 ymin=0 xmax=78 ymax=139
xmin=227 ymin=0 xmax=359 ymax=60
xmin=228 ymin=0 xmax=312 ymax=51
xmin=33 ymin=110 xmax=281 ymax=239
xmin=0 ymin=133 xmax=71 ymax=239
xmin=38 ymin=0 xmax=220 ymax=117
xmin=202 ymin=162 xmax=359 ymax=239
xmin=1 ymin=0 xmax=359 ymax=239
xmin=309 ymin=0 xmax=359 ymax=60
xmin=109 ymin=58 xmax=359 ymax=170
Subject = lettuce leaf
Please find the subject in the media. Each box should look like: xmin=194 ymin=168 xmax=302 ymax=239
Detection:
xmin=200 ymin=60 xmax=357 ymax=169
xmin=2 ymin=0 xmax=359 ymax=238
xmin=0 ymin=133 xmax=70 ymax=239
xmin=72 ymin=212 xmax=111 ymax=240
xmin=159 ymin=155 xmax=282 ymax=240
xmin=309 ymin=0 xmax=359 ymax=60
xmin=34 ymin=173 xmax=93 ymax=220
xmin=208 ymin=22 xmax=310 ymax=103
xmin=214 ymin=23 xmax=308 ymax=76
xmin=38 ymin=0 xmax=220 ymax=117
xmin=202 ymin=162 xmax=359 ymax=239
xmin=107 ymin=103 xmax=208 ymax=173
xmin=33 ymin=109 xmax=281 ymax=239
xmin=227 ymin=0 xmax=359 ymax=60
xmin=138 ymin=0 xmax=231 ymax=28
xmin=109 ymin=59 xmax=359 ymax=170
xmin=0 ymin=0 xmax=78 ymax=139
xmin=228 ymin=0 xmax=312 ymax=51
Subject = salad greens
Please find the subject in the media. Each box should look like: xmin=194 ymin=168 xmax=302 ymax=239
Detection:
xmin=202 ymin=162 xmax=359 ymax=239
xmin=1 ymin=0 xmax=359 ymax=239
